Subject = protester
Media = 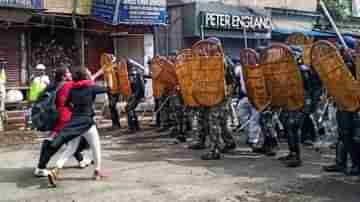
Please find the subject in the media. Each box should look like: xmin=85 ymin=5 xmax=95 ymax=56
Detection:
xmin=44 ymin=67 xmax=108 ymax=186
xmin=34 ymin=67 xmax=92 ymax=177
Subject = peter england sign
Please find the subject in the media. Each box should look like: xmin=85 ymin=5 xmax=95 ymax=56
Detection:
xmin=203 ymin=12 xmax=272 ymax=31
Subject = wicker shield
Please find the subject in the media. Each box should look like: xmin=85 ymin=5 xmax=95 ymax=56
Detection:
xmin=240 ymin=48 xmax=269 ymax=111
xmin=356 ymin=40 xmax=360 ymax=80
xmin=150 ymin=56 xmax=178 ymax=88
xmin=286 ymin=32 xmax=313 ymax=66
xmin=101 ymin=53 xmax=121 ymax=94
xmin=311 ymin=40 xmax=360 ymax=112
xmin=240 ymin=48 xmax=259 ymax=67
xmin=285 ymin=32 xmax=312 ymax=45
xmin=175 ymin=49 xmax=199 ymax=107
xmin=260 ymin=43 xmax=305 ymax=111
xmin=100 ymin=53 xmax=113 ymax=67
xmin=152 ymin=79 xmax=166 ymax=98
xmin=116 ymin=60 xmax=132 ymax=98
xmin=191 ymin=40 xmax=225 ymax=107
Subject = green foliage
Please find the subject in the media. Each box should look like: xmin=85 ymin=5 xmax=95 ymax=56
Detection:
xmin=322 ymin=0 xmax=352 ymax=20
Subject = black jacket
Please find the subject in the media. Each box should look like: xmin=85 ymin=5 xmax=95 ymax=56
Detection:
xmin=51 ymin=84 xmax=108 ymax=148
xmin=66 ymin=85 xmax=108 ymax=117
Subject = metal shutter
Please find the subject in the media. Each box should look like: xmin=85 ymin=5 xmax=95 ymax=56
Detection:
xmin=0 ymin=30 xmax=20 ymax=87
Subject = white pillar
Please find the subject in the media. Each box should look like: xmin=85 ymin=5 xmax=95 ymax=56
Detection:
xmin=144 ymin=33 xmax=154 ymax=100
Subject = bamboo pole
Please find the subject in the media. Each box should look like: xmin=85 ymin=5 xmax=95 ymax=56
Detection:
xmin=319 ymin=0 xmax=348 ymax=49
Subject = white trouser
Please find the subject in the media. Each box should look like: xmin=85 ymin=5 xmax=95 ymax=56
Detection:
xmin=56 ymin=125 xmax=101 ymax=171
xmin=236 ymin=97 xmax=261 ymax=144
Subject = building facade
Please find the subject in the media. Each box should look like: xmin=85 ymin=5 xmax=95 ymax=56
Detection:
xmin=166 ymin=1 xmax=272 ymax=59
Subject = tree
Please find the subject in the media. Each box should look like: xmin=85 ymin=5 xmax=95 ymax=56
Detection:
xmin=322 ymin=0 xmax=352 ymax=20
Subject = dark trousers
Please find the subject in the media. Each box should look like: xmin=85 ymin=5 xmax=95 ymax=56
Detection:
xmin=108 ymin=93 xmax=121 ymax=127
xmin=337 ymin=111 xmax=360 ymax=168
xmin=37 ymin=137 xmax=89 ymax=169
xmin=301 ymin=114 xmax=316 ymax=142
xmin=282 ymin=111 xmax=304 ymax=159
xmin=155 ymin=98 xmax=161 ymax=127
xmin=128 ymin=110 xmax=139 ymax=130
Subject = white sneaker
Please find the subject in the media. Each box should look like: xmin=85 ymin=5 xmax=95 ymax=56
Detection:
xmin=33 ymin=168 xmax=50 ymax=177
xmin=79 ymin=158 xmax=92 ymax=169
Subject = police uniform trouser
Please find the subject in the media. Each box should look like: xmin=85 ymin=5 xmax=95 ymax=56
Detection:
xmin=108 ymin=93 xmax=121 ymax=127
xmin=337 ymin=111 xmax=360 ymax=168
xmin=208 ymin=105 xmax=226 ymax=151
xmin=192 ymin=108 xmax=209 ymax=144
xmin=282 ymin=111 xmax=304 ymax=158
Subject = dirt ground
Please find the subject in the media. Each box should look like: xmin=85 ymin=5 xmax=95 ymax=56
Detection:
xmin=0 ymin=127 xmax=359 ymax=202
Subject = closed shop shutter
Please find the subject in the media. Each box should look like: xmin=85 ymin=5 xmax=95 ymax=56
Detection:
xmin=85 ymin=34 xmax=113 ymax=73
xmin=0 ymin=30 xmax=20 ymax=87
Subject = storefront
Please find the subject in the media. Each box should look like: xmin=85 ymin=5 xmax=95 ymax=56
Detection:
xmin=91 ymin=0 xmax=167 ymax=98
xmin=167 ymin=2 xmax=272 ymax=59
xmin=0 ymin=0 xmax=41 ymax=87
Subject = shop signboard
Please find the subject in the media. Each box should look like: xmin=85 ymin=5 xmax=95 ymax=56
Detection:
xmin=202 ymin=12 xmax=272 ymax=32
xmin=0 ymin=0 xmax=43 ymax=9
xmin=92 ymin=0 xmax=167 ymax=25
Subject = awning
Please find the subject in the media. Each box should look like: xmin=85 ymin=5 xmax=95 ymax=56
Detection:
xmin=272 ymin=27 xmax=335 ymax=37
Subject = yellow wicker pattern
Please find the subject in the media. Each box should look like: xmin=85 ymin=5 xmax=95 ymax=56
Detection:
xmin=191 ymin=40 xmax=226 ymax=107
xmin=192 ymin=56 xmax=225 ymax=107
xmin=243 ymin=64 xmax=270 ymax=111
xmin=286 ymin=32 xmax=312 ymax=45
xmin=151 ymin=56 xmax=178 ymax=88
xmin=303 ymin=44 xmax=313 ymax=65
xmin=260 ymin=43 xmax=305 ymax=111
xmin=152 ymin=79 xmax=166 ymax=98
xmin=116 ymin=60 xmax=132 ymax=98
xmin=175 ymin=50 xmax=199 ymax=107
xmin=311 ymin=40 xmax=360 ymax=112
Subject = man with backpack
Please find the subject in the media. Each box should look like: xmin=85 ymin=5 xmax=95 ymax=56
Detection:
xmin=33 ymin=67 xmax=92 ymax=177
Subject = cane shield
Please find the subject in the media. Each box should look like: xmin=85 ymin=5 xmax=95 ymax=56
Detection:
xmin=260 ymin=43 xmax=305 ymax=111
xmin=311 ymin=40 xmax=360 ymax=112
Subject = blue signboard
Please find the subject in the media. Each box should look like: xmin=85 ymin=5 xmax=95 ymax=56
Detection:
xmin=0 ymin=0 xmax=43 ymax=9
xmin=92 ymin=0 xmax=167 ymax=25
xmin=118 ymin=4 xmax=166 ymax=25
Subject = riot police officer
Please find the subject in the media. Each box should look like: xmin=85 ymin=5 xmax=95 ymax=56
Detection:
xmin=125 ymin=59 xmax=145 ymax=133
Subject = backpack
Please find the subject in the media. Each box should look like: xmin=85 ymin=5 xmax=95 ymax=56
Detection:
xmin=31 ymin=82 xmax=64 ymax=132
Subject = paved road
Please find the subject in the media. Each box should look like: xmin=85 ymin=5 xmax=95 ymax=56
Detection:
xmin=0 ymin=128 xmax=359 ymax=202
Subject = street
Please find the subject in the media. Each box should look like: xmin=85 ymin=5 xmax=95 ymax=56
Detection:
xmin=0 ymin=127 xmax=359 ymax=202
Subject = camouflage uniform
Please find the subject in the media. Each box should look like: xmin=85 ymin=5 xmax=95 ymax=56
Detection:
xmin=259 ymin=109 xmax=279 ymax=156
xmin=168 ymin=91 xmax=189 ymax=142
xmin=200 ymin=55 xmax=236 ymax=160
xmin=280 ymin=64 xmax=313 ymax=167
xmin=189 ymin=108 xmax=209 ymax=150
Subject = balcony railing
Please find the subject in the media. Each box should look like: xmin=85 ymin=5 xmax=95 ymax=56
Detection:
xmin=0 ymin=0 xmax=43 ymax=9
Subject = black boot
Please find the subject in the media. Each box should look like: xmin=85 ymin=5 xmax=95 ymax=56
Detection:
xmin=278 ymin=153 xmax=295 ymax=161
xmin=284 ymin=153 xmax=302 ymax=167
xmin=323 ymin=141 xmax=347 ymax=173
xmin=201 ymin=149 xmax=221 ymax=160
xmin=189 ymin=142 xmax=206 ymax=150
xmin=220 ymin=142 xmax=236 ymax=153
xmin=346 ymin=165 xmax=360 ymax=176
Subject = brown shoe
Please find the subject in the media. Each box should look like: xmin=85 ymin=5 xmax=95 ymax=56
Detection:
xmin=48 ymin=168 xmax=60 ymax=187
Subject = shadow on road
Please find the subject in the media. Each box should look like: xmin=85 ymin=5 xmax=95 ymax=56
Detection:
xmin=0 ymin=167 xmax=49 ymax=189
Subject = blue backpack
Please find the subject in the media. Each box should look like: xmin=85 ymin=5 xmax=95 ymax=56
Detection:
xmin=31 ymin=83 xmax=64 ymax=132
